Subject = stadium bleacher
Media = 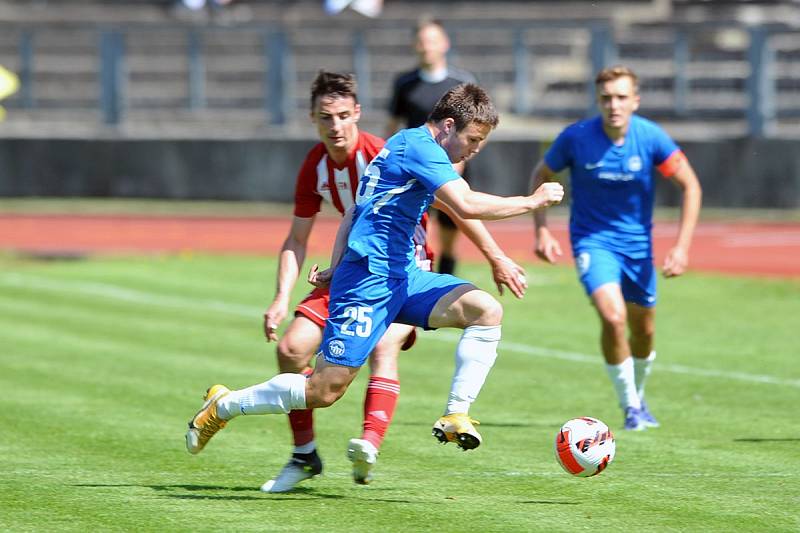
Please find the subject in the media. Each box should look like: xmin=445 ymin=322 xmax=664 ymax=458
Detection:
xmin=0 ymin=0 xmax=797 ymax=139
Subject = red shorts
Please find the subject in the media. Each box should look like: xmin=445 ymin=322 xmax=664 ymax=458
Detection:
xmin=295 ymin=286 xmax=417 ymax=351
xmin=295 ymin=286 xmax=330 ymax=328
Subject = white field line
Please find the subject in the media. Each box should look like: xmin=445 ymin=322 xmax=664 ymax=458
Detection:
xmin=3 ymin=272 xmax=799 ymax=389
xmin=0 ymin=272 xmax=258 ymax=317
xmin=421 ymin=331 xmax=800 ymax=389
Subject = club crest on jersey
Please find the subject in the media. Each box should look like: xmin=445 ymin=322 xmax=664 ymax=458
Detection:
xmin=328 ymin=339 xmax=346 ymax=357
xmin=628 ymin=156 xmax=642 ymax=172
xmin=576 ymin=252 xmax=591 ymax=274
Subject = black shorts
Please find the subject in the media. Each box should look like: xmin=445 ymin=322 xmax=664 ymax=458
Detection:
xmin=435 ymin=207 xmax=457 ymax=229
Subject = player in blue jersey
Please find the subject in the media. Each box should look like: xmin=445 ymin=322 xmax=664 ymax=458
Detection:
xmin=529 ymin=65 xmax=702 ymax=431
xmin=185 ymin=83 xmax=564 ymax=476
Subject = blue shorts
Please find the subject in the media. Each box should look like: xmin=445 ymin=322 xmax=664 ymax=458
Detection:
xmin=320 ymin=259 xmax=470 ymax=367
xmin=573 ymin=247 xmax=656 ymax=307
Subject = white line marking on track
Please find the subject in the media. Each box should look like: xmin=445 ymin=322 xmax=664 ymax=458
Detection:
xmin=3 ymin=272 xmax=799 ymax=389
xmin=722 ymin=232 xmax=800 ymax=247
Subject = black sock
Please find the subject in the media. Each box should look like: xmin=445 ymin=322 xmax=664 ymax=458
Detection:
xmin=438 ymin=255 xmax=456 ymax=275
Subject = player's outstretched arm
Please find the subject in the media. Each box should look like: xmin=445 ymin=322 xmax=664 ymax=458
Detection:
xmin=663 ymin=159 xmax=702 ymax=278
xmin=529 ymin=160 xmax=564 ymax=264
xmin=264 ymin=215 xmax=315 ymax=342
xmin=433 ymin=199 xmax=528 ymax=298
xmin=435 ymin=177 xmax=564 ymax=221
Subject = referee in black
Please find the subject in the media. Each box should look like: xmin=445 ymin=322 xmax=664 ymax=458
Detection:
xmin=386 ymin=17 xmax=476 ymax=275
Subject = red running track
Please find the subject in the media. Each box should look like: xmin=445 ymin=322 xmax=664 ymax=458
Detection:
xmin=0 ymin=214 xmax=798 ymax=278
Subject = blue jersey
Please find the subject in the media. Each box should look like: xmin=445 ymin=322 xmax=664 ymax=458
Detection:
xmin=544 ymin=115 xmax=680 ymax=259
xmin=343 ymin=125 xmax=461 ymax=278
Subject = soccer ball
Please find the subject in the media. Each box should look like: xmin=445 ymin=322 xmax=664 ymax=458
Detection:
xmin=554 ymin=417 xmax=615 ymax=477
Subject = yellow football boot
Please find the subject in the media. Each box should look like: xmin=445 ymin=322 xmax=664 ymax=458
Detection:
xmin=432 ymin=413 xmax=482 ymax=450
xmin=185 ymin=384 xmax=230 ymax=454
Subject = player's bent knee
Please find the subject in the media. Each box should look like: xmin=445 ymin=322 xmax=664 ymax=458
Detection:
xmin=606 ymin=311 xmax=627 ymax=328
xmin=600 ymin=311 xmax=627 ymax=334
xmin=484 ymin=297 xmax=504 ymax=325
xmin=467 ymin=291 xmax=503 ymax=326
xmin=276 ymin=338 xmax=312 ymax=372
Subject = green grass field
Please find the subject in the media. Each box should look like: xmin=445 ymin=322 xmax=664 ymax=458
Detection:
xmin=2 ymin=252 xmax=798 ymax=532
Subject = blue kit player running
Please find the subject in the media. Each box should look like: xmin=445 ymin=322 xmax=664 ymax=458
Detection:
xmin=185 ymin=83 xmax=564 ymax=473
xmin=530 ymin=65 xmax=702 ymax=431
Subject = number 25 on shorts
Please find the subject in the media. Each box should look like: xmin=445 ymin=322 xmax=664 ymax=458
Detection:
xmin=340 ymin=306 xmax=373 ymax=337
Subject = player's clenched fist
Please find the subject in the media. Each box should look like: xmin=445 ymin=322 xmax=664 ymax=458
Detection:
xmin=530 ymin=181 xmax=565 ymax=209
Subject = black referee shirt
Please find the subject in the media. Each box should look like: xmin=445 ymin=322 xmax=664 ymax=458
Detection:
xmin=388 ymin=66 xmax=477 ymax=128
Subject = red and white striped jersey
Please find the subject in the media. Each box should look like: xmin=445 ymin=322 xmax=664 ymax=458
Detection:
xmin=292 ymin=131 xmax=433 ymax=271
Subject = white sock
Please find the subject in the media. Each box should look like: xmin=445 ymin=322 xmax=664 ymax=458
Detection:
xmin=605 ymin=357 xmax=641 ymax=410
xmin=216 ymin=373 xmax=307 ymax=419
xmin=633 ymin=350 xmax=656 ymax=400
xmin=445 ymin=325 xmax=501 ymax=415
xmin=294 ymin=441 xmax=316 ymax=455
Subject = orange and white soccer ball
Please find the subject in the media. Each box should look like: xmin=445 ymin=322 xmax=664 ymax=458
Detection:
xmin=554 ymin=417 xmax=615 ymax=477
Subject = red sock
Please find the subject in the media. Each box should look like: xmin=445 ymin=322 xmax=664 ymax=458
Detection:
xmin=288 ymin=367 xmax=314 ymax=447
xmin=362 ymin=376 xmax=400 ymax=450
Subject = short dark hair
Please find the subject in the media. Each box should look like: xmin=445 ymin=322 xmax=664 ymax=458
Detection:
xmin=595 ymin=65 xmax=639 ymax=92
xmin=415 ymin=16 xmax=447 ymax=36
xmin=428 ymin=83 xmax=499 ymax=131
xmin=310 ymin=71 xmax=358 ymax=110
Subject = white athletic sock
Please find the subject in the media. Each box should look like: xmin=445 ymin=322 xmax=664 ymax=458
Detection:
xmin=216 ymin=373 xmax=307 ymax=419
xmin=633 ymin=350 xmax=656 ymax=400
xmin=294 ymin=441 xmax=316 ymax=455
xmin=605 ymin=357 xmax=641 ymax=410
xmin=445 ymin=325 xmax=501 ymax=415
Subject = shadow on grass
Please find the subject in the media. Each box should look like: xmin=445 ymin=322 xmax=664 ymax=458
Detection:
xmin=519 ymin=500 xmax=579 ymax=505
xmin=75 ymin=483 xmax=252 ymax=492
xmin=73 ymin=484 xmax=426 ymax=503
xmin=733 ymin=438 xmax=800 ymax=442
xmin=391 ymin=420 xmax=545 ymax=429
xmin=73 ymin=483 xmax=345 ymax=501
xmin=161 ymin=492 xmax=344 ymax=501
